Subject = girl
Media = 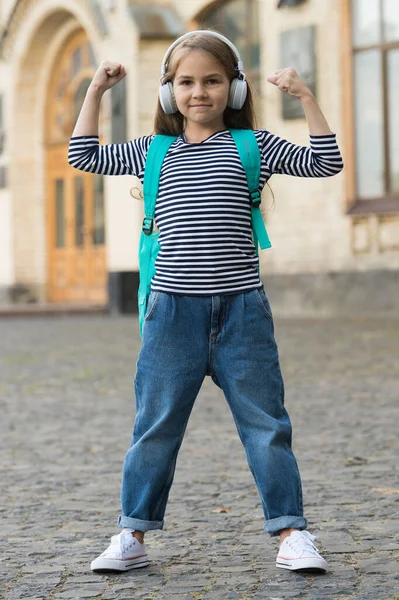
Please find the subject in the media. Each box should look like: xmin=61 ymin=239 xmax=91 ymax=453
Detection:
xmin=68 ymin=30 xmax=343 ymax=574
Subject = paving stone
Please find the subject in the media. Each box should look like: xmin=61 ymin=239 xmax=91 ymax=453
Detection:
xmin=203 ymin=594 xmax=248 ymax=599
xmin=1 ymin=315 xmax=398 ymax=600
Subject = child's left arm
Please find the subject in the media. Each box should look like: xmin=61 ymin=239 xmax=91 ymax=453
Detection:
xmin=265 ymin=68 xmax=344 ymax=177
xmin=268 ymin=68 xmax=332 ymax=136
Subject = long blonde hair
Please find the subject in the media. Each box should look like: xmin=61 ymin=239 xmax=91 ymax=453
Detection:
xmin=153 ymin=31 xmax=257 ymax=136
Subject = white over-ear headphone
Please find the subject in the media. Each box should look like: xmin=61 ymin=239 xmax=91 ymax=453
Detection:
xmin=159 ymin=30 xmax=248 ymax=115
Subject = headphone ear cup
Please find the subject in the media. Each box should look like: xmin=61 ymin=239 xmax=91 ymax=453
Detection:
xmin=159 ymin=81 xmax=178 ymax=114
xmin=228 ymin=78 xmax=248 ymax=110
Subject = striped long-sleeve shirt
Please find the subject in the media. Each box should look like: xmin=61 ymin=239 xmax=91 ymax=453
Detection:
xmin=68 ymin=128 xmax=343 ymax=296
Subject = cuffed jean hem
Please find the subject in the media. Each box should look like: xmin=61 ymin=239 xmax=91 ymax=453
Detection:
xmin=264 ymin=516 xmax=308 ymax=537
xmin=118 ymin=515 xmax=164 ymax=532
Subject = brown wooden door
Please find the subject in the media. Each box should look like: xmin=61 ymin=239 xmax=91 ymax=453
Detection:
xmin=46 ymin=30 xmax=107 ymax=303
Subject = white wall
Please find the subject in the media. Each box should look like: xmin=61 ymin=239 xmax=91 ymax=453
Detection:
xmin=101 ymin=4 xmax=143 ymax=272
xmin=259 ymin=0 xmax=348 ymax=275
xmin=0 ymin=59 xmax=14 ymax=289
xmin=0 ymin=0 xmax=16 ymax=25
xmin=0 ymin=191 xmax=14 ymax=287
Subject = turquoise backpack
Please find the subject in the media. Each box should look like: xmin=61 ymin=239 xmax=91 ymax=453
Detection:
xmin=138 ymin=129 xmax=271 ymax=337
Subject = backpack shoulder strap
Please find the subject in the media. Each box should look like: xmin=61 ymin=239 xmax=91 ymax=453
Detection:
xmin=229 ymin=129 xmax=260 ymax=196
xmin=229 ymin=129 xmax=271 ymax=250
xmin=142 ymin=134 xmax=177 ymax=233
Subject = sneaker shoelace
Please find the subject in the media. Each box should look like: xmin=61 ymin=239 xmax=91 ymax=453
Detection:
xmin=285 ymin=531 xmax=320 ymax=557
xmin=102 ymin=532 xmax=137 ymax=558
xmin=120 ymin=532 xmax=138 ymax=555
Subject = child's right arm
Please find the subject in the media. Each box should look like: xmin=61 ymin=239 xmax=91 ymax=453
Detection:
xmin=68 ymin=61 xmax=152 ymax=176
xmin=72 ymin=60 xmax=125 ymax=138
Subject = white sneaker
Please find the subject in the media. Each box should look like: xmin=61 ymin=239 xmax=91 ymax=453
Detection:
xmin=276 ymin=530 xmax=328 ymax=572
xmin=91 ymin=530 xmax=150 ymax=572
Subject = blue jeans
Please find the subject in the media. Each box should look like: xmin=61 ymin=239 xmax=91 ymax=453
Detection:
xmin=118 ymin=288 xmax=307 ymax=536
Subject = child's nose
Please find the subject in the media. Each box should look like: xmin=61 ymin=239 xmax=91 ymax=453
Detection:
xmin=192 ymin=83 xmax=207 ymax=97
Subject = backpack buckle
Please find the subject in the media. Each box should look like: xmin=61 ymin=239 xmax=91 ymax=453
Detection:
xmin=250 ymin=190 xmax=261 ymax=208
xmin=142 ymin=217 xmax=154 ymax=235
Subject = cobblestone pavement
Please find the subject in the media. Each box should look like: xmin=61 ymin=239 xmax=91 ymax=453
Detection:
xmin=1 ymin=314 xmax=398 ymax=600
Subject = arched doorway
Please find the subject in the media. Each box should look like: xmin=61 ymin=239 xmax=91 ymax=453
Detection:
xmin=45 ymin=29 xmax=107 ymax=303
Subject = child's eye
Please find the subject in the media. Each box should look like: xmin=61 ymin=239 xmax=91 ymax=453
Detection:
xmin=178 ymin=79 xmax=219 ymax=85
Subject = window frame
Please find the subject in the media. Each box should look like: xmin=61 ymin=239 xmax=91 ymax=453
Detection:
xmin=342 ymin=0 xmax=399 ymax=215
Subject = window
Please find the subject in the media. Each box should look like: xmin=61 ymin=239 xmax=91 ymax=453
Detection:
xmin=351 ymin=0 xmax=399 ymax=203
xmin=197 ymin=0 xmax=261 ymax=111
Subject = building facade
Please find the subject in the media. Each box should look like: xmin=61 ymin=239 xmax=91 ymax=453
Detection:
xmin=0 ymin=0 xmax=398 ymax=315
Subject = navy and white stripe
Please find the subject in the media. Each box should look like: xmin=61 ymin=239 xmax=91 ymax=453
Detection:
xmin=68 ymin=129 xmax=343 ymax=295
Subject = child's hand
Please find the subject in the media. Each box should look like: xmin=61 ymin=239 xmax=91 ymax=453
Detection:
xmin=90 ymin=61 xmax=126 ymax=94
xmin=267 ymin=68 xmax=312 ymax=100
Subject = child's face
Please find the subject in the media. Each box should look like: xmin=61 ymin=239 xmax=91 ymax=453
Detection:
xmin=173 ymin=50 xmax=230 ymax=128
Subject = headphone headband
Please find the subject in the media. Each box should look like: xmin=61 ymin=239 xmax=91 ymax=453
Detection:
xmin=158 ymin=29 xmax=248 ymax=114
xmin=160 ymin=30 xmax=244 ymax=78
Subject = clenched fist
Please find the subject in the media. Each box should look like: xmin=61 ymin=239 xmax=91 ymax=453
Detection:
xmin=90 ymin=60 xmax=126 ymax=94
xmin=267 ymin=68 xmax=311 ymax=100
